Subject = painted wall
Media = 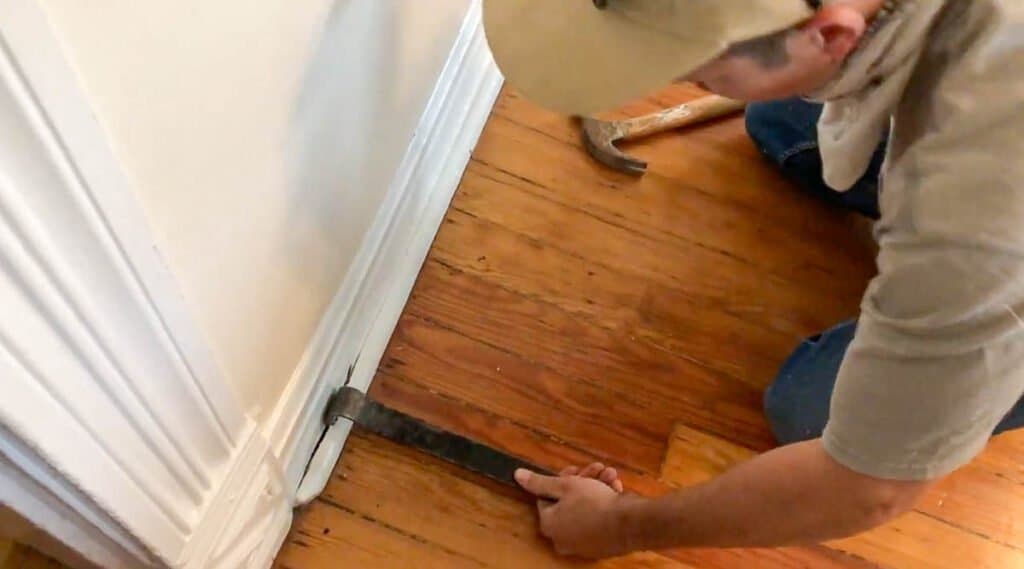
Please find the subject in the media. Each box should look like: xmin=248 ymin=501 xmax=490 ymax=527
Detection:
xmin=35 ymin=0 xmax=473 ymax=420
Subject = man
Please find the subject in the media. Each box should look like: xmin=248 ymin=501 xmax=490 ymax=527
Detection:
xmin=483 ymin=0 xmax=1024 ymax=558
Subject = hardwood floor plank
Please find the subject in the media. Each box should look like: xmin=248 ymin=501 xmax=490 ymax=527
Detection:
xmin=434 ymin=207 xmax=795 ymax=386
xmin=367 ymin=361 xmax=873 ymax=568
xmin=905 ymin=435 xmax=1024 ymax=551
xmin=275 ymin=500 xmax=484 ymax=569
xmin=381 ymin=314 xmax=670 ymax=472
xmin=431 ymin=206 xmax=806 ymax=385
xmin=659 ymin=424 xmax=759 ymax=488
xmin=406 ymin=260 xmax=775 ymax=451
xmin=462 ymin=159 xmax=872 ymax=302
xmin=452 ymin=167 xmax=853 ymax=383
xmin=315 ymin=432 xmax=867 ymax=569
xmin=452 ymin=166 xmax=860 ymax=331
xmin=664 ymin=545 xmax=880 ymax=569
xmin=0 ymin=543 xmax=65 ymax=569
xmin=317 ymin=433 xmax=692 ymax=569
xmin=660 ymin=424 xmax=1024 ymax=569
xmin=369 ymin=371 xmax=663 ymax=493
xmin=483 ymin=91 xmax=878 ymax=255
xmin=473 ymin=100 xmax=880 ymax=292
xmin=829 ymin=514 xmax=1024 ymax=569
xmin=281 ymin=87 xmax=1021 ymax=569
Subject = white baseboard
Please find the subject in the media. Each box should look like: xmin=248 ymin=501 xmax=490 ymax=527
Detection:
xmin=263 ymin=0 xmax=503 ymax=505
xmin=177 ymin=425 xmax=290 ymax=569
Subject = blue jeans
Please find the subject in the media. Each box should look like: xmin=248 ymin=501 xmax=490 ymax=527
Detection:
xmin=747 ymin=98 xmax=1024 ymax=445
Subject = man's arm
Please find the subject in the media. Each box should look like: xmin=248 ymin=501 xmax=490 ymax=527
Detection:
xmin=516 ymin=439 xmax=933 ymax=558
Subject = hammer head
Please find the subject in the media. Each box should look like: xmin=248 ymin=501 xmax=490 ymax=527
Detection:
xmin=581 ymin=117 xmax=648 ymax=175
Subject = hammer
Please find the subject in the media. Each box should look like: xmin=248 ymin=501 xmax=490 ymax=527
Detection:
xmin=582 ymin=95 xmax=747 ymax=175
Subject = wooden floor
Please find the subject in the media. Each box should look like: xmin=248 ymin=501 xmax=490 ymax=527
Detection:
xmin=0 ymin=542 xmax=66 ymax=569
xmin=276 ymin=86 xmax=1024 ymax=568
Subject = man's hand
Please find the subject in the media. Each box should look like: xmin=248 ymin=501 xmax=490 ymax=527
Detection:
xmin=556 ymin=462 xmax=624 ymax=493
xmin=514 ymin=464 xmax=640 ymax=559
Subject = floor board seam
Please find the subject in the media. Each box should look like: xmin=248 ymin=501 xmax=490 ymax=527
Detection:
xmin=913 ymin=509 xmax=1024 ymax=552
xmin=465 ymin=161 xmax=867 ymax=295
xmin=444 ymin=202 xmax=834 ymax=341
xmin=372 ymin=370 xmax=656 ymax=475
xmin=424 ymin=256 xmax=773 ymax=397
xmin=399 ymin=305 xmax=672 ymax=411
xmin=479 ymin=114 xmax=802 ymax=218
xmin=314 ymin=495 xmax=489 ymax=566
xmin=411 ymin=261 xmax=777 ymax=451
xmin=472 ymin=130 xmax=872 ymax=254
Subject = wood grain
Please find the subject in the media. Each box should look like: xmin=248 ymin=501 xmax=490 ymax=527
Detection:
xmin=453 ymin=170 xmax=809 ymax=380
xmin=292 ymin=432 xmax=873 ymax=569
xmin=275 ymin=499 xmax=486 ymax=569
xmin=453 ymin=166 xmax=858 ymax=335
xmin=380 ymin=314 xmax=670 ymax=472
xmin=660 ymin=424 xmax=1024 ymax=569
xmin=407 ymin=260 xmax=775 ymax=451
xmin=315 ymin=433 xmax=688 ymax=569
xmin=369 ymin=372 xmax=666 ymax=495
xmin=0 ymin=543 xmax=66 ymax=569
xmin=460 ymin=157 xmax=872 ymax=297
xmin=487 ymin=91 xmax=878 ymax=261
xmin=278 ymin=86 xmax=1024 ymax=568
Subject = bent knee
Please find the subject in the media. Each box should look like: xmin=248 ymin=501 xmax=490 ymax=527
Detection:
xmin=744 ymin=98 xmax=824 ymax=166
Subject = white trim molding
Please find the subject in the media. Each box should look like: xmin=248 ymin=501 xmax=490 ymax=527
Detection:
xmin=0 ymin=0 xmax=499 ymax=566
xmin=270 ymin=0 xmax=503 ymax=503
xmin=0 ymin=3 xmax=288 ymax=568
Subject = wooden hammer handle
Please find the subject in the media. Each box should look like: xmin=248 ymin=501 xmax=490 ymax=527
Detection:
xmin=617 ymin=95 xmax=746 ymax=142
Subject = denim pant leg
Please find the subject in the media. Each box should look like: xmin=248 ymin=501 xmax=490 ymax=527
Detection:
xmin=764 ymin=320 xmax=1024 ymax=445
xmin=747 ymin=98 xmax=1024 ymax=444
xmin=745 ymin=97 xmax=885 ymax=219
xmin=763 ymin=320 xmax=856 ymax=445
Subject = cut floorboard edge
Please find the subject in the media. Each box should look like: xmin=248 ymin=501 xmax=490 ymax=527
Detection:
xmin=373 ymin=370 xmax=1024 ymax=562
xmin=661 ymin=424 xmax=1024 ymax=568
xmin=281 ymin=356 xmax=1024 ymax=568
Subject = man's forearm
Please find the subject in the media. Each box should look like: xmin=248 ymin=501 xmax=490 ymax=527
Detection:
xmin=617 ymin=439 xmax=929 ymax=550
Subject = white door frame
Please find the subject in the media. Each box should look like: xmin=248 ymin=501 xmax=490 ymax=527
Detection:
xmin=0 ymin=1 xmax=290 ymax=567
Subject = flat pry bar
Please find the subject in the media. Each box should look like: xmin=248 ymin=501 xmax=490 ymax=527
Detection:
xmin=324 ymin=386 xmax=551 ymax=487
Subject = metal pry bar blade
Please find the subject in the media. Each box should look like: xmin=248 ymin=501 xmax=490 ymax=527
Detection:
xmin=325 ymin=386 xmax=551 ymax=487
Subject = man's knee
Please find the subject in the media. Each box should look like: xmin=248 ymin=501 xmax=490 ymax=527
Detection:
xmin=744 ymin=101 xmax=786 ymax=156
xmin=744 ymin=98 xmax=825 ymax=167
xmin=763 ymin=376 xmax=824 ymax=445
xmin=763 ymin=321 xmax=856 ymax=445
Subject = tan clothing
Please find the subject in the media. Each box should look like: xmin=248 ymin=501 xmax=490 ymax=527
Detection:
xmin=822 ymin=0 xmax=1024 ymax=479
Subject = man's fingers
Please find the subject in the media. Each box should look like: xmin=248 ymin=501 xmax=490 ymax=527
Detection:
xmin=559 ymin=465 xmax=580 ymax=477
xmin=599 ymin=467 xmax=619 ymax=486
xmin=579 ymin=462 xmax=606 ymax=479
xmin=536 ymin=498 xmax=558 ymax=537
xmin=516 ymin=469 xmax=567 ymax=500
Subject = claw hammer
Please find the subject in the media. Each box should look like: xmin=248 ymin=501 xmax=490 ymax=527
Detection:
xmin=581 ymin=95 xmax=747 ymax=175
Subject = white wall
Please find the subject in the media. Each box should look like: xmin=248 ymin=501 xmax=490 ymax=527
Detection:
xmin=36 ymin=0 xmax=473 ymax=421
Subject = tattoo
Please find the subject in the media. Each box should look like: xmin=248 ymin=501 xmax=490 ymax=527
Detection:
xmin=724 ymin=29 xmax=793 ymax=69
